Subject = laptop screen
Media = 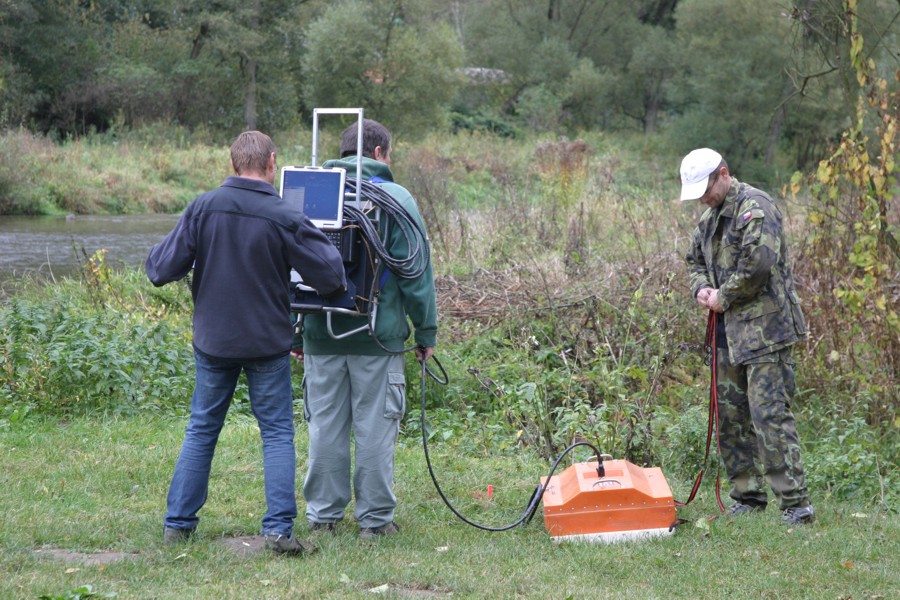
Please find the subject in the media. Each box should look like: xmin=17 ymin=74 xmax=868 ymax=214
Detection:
xmin=279 ymin=166 xmax=346 ymax=230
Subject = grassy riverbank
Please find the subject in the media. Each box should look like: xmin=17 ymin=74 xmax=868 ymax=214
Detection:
xmin=0 ymin=415 xmax=897 ymax=599
xmin=0 ymin=127 xmax=228 ymax=215
xmin=0 ymin=125 xmax=375 ymax=216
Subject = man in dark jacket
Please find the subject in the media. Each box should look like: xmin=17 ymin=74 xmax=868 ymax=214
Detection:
xmin=681 ymin=147 xmax=814 ymax=526
xmin=298 ymin=119 xmax=437 ymax=540
xmin=146 ymin=130 xmax=346 ymax=554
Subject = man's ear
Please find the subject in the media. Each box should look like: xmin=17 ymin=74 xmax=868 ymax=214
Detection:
xmin=373 ymin=145 xmax=390 ymax=163
xmin=231 ymin=159 xmax=239 ymax=176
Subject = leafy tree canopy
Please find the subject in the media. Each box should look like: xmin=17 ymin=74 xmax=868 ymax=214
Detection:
xmin=0 ymin=0 xmax=896 ymax=180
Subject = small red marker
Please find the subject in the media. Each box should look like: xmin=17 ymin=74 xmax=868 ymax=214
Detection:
xmin=487 ymin=484 xmax=493 ymax=499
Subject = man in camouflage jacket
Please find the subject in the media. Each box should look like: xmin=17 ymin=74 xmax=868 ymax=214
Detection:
xmin=680 ymin=148 xmax=815 ymax=526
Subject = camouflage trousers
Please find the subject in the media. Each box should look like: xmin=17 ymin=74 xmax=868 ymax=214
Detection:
xmin=715 ymin=346 xmax=809 ymax=509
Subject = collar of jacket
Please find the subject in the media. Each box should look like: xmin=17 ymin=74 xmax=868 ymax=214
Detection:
xmin=322 ymin=156 xmax=395 ymax=182
xmin=221 ymin=176 xmax=279 ymax=197
xmin=714 ymin=177 xmax=744 ymax=222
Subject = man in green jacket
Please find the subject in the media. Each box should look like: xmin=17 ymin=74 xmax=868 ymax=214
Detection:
xmin=298 ymin=119 xmax=438 ymax=539
xmin=681 ymin=148 xmax=814 ymax=526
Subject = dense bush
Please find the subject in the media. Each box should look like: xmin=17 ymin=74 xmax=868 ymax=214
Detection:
xmin=0 ymin=250 xmax=198 ymax=420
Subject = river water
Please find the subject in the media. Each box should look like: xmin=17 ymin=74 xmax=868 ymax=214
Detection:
xmin=0 ymin=214 xmax=180 ymax=285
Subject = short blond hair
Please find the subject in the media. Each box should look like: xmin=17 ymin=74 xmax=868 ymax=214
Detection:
xmin=230 ymin=131 xmax=276 ymax=176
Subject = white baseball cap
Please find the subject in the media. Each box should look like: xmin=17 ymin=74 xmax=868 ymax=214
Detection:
xmin=680 ymin=148 xmax=722 ymax=201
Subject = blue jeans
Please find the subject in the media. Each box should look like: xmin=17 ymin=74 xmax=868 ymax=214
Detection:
xmin=165 ymin=351 xmax=298 ymax=536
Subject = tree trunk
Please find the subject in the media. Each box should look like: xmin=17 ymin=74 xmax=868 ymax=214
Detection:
xmin=765 ymin=78 xmax=793 ymax=166
xmin=643 ymin=82 xmax=660 ymax=134
xmin=244 ymin=58 xmax=257 ymax=131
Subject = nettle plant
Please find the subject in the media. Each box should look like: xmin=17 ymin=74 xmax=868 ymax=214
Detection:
xmin=1 ymin=251 xmax=196 ymax=419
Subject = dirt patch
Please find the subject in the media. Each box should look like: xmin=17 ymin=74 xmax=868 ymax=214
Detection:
xmin=34 ymin=535 xmax=266 ymax=564
xmin=219 ymin=534 xmax=265 ymax=557
xmin=34 ymin=548 xmax=137 ymax=565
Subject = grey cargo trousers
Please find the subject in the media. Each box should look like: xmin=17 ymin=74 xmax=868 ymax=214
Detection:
xmin=302 ymin=353 xmax=406 ymax=529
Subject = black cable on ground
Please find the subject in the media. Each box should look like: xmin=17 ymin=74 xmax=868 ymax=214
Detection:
xmin=417 ymin=357 xmax=605 ymax=532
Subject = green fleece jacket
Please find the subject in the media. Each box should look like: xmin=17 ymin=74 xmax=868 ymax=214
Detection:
xmin=300 ymin=156 xmax=438 ymax=355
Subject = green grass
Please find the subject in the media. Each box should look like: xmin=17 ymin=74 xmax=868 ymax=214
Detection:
xmin=0 ymin=415 xmax=896 ymax=599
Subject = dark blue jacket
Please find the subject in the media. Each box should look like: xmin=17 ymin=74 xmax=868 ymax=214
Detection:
xmin=146 ymin=176 xmax=345 ymax=360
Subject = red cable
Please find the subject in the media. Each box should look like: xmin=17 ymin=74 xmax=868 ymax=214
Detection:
xmin=675 ymin=310 xmax=726 ymax=514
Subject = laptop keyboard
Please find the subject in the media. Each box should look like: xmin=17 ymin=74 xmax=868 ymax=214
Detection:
xmin=324 ymin=229 xmax=342 ymax=252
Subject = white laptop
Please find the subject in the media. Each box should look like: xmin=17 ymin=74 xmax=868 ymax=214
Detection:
xmin=279 ymin=166 xmax=347 ymax=231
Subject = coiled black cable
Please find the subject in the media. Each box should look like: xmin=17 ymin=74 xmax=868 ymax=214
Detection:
xmin=343 ymin=177 xmax=429 ymax=280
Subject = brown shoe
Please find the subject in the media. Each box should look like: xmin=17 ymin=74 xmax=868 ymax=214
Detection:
xmin=309 ymin=522 xmax=337 ymax=534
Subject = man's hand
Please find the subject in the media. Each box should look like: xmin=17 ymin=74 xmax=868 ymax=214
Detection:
xmin=706 ymin=289 xmax=725 ymax=313
xmin=696 ymin=287 xmax=725 ymax=313
xmin=696 ymin=287 xmax=713 ymax=309
xmin=415 ymin=345 xmax=434 ymax=363
xmin=290 ymin=349 xmax=304 ymax=362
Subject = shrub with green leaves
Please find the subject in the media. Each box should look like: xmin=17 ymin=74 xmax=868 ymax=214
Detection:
xmin=0 ymin=255 xmax=196 ymax=420
xmin=803 ymin=413 xmax=897 ymax=505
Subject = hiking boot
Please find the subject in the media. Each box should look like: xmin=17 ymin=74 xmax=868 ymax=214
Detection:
xmin=782 ymin=505 xmax=815 ymax=526
xmin=264 ymin=532 xmax=317 ymax=556
xmin=359 ymin=522 xmax=400 ymax=540
xmin=727 ymin=502 xmax=766 ymax=516
xmin=163 ymin=526 xmax=195 ymax=545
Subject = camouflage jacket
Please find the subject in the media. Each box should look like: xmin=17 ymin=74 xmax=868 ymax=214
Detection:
xmin=686 ymin=178 xmax=808 ymax=364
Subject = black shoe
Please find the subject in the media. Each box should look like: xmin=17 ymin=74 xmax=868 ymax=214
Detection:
xmin=727 ymin=502 xmax=766 ymax=516
xmin=359 ymin=522 xmax=400 ymax=540
xmin=264 ymin=532 xmax=317 ymax=555
xmin=782 ymin=505 xmax=815 ymax=525
xmin=309 ymin=522 xmax=336 ymax=534
xmin=163 ymin=526 xmax=195 ymax=545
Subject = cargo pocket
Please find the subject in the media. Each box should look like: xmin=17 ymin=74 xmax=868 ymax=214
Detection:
xmin=789 ymin=290 xmax=808 ymax=337
xmin=301 ymin=373 xmax=311 ymax=422
xmin=384 ymin=372 xmax=406 ymax=420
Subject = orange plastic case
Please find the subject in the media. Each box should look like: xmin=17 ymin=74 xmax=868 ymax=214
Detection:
xmin=541 ymin=459 xmax=676 ymax=543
